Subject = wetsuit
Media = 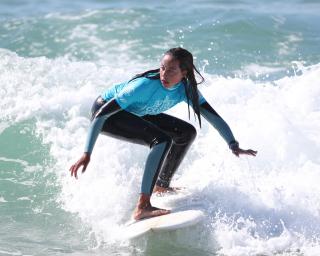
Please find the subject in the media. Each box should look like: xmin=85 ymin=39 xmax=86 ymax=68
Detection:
xmin=84 ymin=76 xmax=238 ymax=195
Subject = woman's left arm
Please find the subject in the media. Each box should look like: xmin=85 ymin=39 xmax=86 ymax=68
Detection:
xmin=199 ymin=101 xmax=257 ymax=157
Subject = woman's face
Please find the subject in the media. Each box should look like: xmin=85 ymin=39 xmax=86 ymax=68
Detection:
xmin=160 ymin=54 xmax=187 ymax=88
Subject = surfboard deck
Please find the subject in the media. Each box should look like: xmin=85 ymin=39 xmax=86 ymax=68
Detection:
xmin=123 ymin=209 xmax=204 ymax=239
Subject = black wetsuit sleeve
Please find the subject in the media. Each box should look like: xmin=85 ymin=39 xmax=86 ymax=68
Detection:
xmin=84 ymin=99 xmax=122 ymax=154
xmin=199 ymin=101 xmax=239 ymax=149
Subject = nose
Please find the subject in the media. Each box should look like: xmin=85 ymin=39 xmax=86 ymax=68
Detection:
xmin=162 ymin=69 xmax=170 ymax=79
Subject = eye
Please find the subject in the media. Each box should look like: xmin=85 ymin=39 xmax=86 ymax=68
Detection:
xmin=167 ymin=69 xmax=177 ymax=74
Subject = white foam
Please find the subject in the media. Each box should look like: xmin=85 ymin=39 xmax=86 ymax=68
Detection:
xmin=0 ymin=157 xmax=29 ymax=167
xmin=238 ymin=63 xmax=285 ymax=78
xmin=2 ymin=48 xmax=320 ymax=253
xmin=0 ymin=196 xmax=8 ymax=203
xmin=45 ymin=10 xmax=100 ymax=21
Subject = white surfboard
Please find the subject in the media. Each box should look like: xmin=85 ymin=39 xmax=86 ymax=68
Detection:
xmin=123 ymin=210 xmax=204 ymax=239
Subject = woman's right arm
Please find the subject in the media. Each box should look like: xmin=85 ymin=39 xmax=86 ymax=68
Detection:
xmin=69 ymin=99 xmax=121 ymax=179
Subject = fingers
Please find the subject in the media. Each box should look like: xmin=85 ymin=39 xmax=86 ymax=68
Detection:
xmin=241 ymin=149 xmax=257 ymax=157
xmin=69 ymin=155 xmax=90 ymax=179
xmin=233 ymin=148 xmax=258 ymax=157
xmin=69 ymin=162 xmax=80 ymax=179
xmin=81 ymin=163 xmax=88 ymax=173
xmin=69 ymin=164 xmax=75 ymax=178
xmin=246 ymin=149 xmax=258 ymax=156
xmin=74 ymin=165 xmax=79 ymax=179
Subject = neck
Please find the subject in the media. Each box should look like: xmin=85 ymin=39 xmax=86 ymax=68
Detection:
xmin=161 ymin=81 xmax=181 ymax=90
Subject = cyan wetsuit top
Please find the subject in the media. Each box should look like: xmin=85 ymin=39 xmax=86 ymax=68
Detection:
xmin=101 ymin=77 xmax=206 ymax=116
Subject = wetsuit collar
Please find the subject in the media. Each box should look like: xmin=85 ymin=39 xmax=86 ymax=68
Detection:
xmin=160 ymin=80 xmax=182 ymax=91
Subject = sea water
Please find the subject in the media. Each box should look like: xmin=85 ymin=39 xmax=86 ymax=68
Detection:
xmin=1 ymin=0 xmax=320 ymax=255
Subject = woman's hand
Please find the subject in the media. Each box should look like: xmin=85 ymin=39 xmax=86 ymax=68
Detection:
xmin=232 ymin=146 xmax=257 ymax=157
xmin=69 ymin=153 xmax=91 ymax=179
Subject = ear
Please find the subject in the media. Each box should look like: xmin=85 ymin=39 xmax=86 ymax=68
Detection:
xmin=182 ymin=70 xmax=187 ymax=77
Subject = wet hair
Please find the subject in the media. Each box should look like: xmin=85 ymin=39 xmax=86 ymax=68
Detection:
xmin=130 ymin=47 xmax=205 ymax=127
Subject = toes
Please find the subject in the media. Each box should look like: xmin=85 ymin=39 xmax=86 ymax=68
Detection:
xmin=150 ymin=209 xmax=170 ymax=217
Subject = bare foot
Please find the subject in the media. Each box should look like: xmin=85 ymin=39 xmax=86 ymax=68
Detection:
xmin=133 ymin=193 xmax=170 ymax=220
xmin=153 ymin=185 xmax=184 ymax=194
xmin=133 ymin=205 xmax=170 ymax=220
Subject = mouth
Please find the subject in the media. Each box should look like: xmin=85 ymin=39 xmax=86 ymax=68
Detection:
xmin=161 ymin=79 xmax=169 ymax=86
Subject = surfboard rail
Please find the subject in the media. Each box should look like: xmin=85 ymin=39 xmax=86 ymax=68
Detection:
xmin=123 ymin=209 xmax=204 ymax=239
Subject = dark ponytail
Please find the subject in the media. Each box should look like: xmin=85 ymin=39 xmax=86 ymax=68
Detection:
xmin=130 ymin=47 xmax=204 ymax=127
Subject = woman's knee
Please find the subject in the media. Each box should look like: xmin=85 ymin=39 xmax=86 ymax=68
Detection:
xmin=174 ymin=124 xmax=197 ymax=145
xmin=186 ymin=125 xmax=197 ymax=143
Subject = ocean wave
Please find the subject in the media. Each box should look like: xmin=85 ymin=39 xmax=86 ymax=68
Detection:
xmin=1 ymin=49 xmax=320 ymax=254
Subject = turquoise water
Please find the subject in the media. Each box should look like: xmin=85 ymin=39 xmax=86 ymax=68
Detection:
xmin=1 ymin=1 xmax=320 ymax=255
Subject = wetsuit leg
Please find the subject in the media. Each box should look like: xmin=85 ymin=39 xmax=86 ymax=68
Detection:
xmin=143 ymin=114 xmax=197 ymax=188
xmin=90 ymin=97 xmax=173 ymax=195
